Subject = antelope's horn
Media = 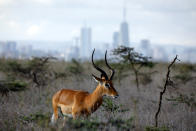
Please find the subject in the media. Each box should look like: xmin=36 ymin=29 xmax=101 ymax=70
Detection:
xmin=92 ymin=49 xmax=108 ymax=80
xmin=105 ymin=50 xmax=115 ymax=80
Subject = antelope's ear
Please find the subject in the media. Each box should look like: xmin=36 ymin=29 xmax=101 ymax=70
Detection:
xmin=92 ymin=74 xmax=102 ymax=83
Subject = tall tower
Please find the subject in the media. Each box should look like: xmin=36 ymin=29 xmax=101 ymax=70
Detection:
xmin=120 ymin=4 xmax=130 ymax=46
xmin=80 ymin=25 xmax=92 ymax=58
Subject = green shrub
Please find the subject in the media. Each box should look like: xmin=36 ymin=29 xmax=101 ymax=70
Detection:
xmin=173 ymin=63 xmax=195 ymax=84
xmin=66 ymin=59 xmax=83 ymax=75
xmin=108 ymin=117 xmax=135 ymax=130
xmin=0 ymin=80 xmax=27 ymax=96
xmin=176 ymin=63 xmax=195 ymax=73
xmin=102 ymin=97 xmax=129 ymax=114
xmin=166 ymin=93 xmax=196 ymax=108
xmin=145 ymin=126 xmax=169 ymax=131
xmin=174 ymin=73 xmax=192 ymax=84
xmin=63 ymin=116 xmax=134 ymax=131
xmin=20 ymin=112 xmax=50 ymax=127
xmin=65 ymin=118 xmax=101 ymax=131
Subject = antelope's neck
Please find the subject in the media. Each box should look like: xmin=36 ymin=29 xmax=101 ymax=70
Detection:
xmin=88 ymin=85 xmax=103 ymax=112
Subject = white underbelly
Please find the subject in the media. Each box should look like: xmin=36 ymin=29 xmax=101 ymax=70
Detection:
xmin=58 ymin=104 xmax=72 ymax=117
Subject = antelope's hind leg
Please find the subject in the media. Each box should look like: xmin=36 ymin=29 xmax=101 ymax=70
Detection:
xmin=60 ymin=105 xmax=73 ymax=126
xmin=51 ymin=103 xmax=58 ymax=124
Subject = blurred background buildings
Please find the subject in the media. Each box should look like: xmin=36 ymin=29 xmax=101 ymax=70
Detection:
xmin=0 ymin=0 xmax=196 ymax=62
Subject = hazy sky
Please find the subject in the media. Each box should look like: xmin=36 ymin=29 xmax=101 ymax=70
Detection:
xmin=0 ymin=0 xmax=196 ymax=46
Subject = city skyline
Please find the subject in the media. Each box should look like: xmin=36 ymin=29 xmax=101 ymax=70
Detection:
xmin=0 ymin=0 xmax=196 ymax=47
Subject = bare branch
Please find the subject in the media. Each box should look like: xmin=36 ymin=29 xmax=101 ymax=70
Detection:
xmin=155 ymin=55 xmax=178 ymax=127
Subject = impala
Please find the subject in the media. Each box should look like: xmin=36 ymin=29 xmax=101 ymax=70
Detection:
xmin=51 ymin=49 xmax=119 ymax=123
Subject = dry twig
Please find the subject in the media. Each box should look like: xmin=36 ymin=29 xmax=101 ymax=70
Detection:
xmin=155 ymin=55 xmax=179 ymax=127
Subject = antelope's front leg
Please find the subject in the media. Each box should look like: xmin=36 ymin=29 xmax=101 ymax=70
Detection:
xmin=72 ymin=107 xmax=82 ymax=119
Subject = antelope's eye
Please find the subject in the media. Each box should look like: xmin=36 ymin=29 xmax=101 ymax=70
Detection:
xmin=105 ymin=83 xmax=110 ymax=88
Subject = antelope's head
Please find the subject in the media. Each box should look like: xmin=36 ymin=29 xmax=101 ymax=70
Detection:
xmin=92 ymin=49 xmax=119 ymax=99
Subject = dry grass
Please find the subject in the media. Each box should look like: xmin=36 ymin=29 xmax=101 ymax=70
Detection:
xmin=0 ymin=59 xmax=196 ymax=131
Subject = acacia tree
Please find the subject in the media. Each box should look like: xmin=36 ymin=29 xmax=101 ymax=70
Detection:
xmin=113 ymin=46 xmax=153 ymax=90
xmin=27 ymin=57 xmax=55 ymax=86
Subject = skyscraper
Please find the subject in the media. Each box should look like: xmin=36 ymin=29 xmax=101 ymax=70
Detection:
xmin=6 ymin=41 xmax=17 ymax=52
xmin=113 ymin=32 xmax=120 ymax=48
xmin=80 ymin=26 xmax=92 ymax=58
xmin=120 ymin=6 xmax=130 ymax=46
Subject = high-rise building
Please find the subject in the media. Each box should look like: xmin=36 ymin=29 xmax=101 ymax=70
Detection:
xmin=113 ymin=32 xmax=120 ymax=48
xmin=0 ymin=41 xmax=6 ymax=54
xmin=70 ymin=37 xmax=80 ymax=59
xmin=80 ymin=26 xmax=92 ymax=58
xmin=4 ymin=41 xmax=18 ymax=58
xmin=5 ymin=41 xmax=17 ymax=52
xmin=140 ymin=39 xmax=153 ymax=57
xmin=120 ymin=6 xmax=130 ymax=46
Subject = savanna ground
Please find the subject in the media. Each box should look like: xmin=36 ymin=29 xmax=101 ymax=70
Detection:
xmin=0 ymin=57 xmax=196 ymax=131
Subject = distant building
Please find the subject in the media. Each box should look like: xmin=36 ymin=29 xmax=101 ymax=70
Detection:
xmin=73 ymin=37 xmax=80 ymax=47
xmin=182 ymin=48 xmax=196 ymax=63
xmin=64 ymin=46 xmax=80 ymax=61
xmin=18 ymin=45 xmax=33 ymax=59
xmin=113 ymin=32 xmax=120 ymax=48
xmin=73 ymin=37 xmax=80 ymax=58
xmin=80 ymin=25 xmax=92 ymax=58
xmin=140 ymin=39 xmax=150 ymax=49
xmin=7 ymin=41 xmax=16 ymax=51
xmin=103 ymin=43 xmax=110 ymax=50
xmin=4 ymin=41 xmax=18 ymax=58
xmin=140 ymin=39 xmax=153 ymax=57
xmin=120 ymin=22 xmax=129 ymax=46
xmin=152 ymin=46 xmax=168 ymax=61
xmin=119 ymin=6 xmax=130 ymax=46
xmin=0 ymin=41 xmax=6 ymax=55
